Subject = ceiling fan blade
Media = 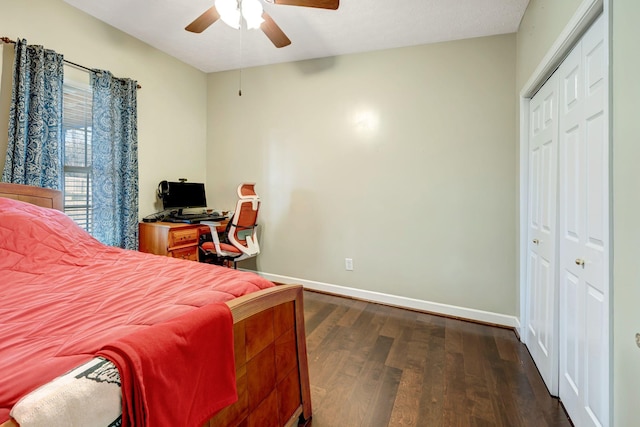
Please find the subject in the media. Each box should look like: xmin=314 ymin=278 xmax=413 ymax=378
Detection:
xmin=185 ymin=6 xmax=221 ymax=33
xmin=261 ymin=12 xmax=291 ymax=48
xmin=271 ymin=0 xmax=339 ymax=10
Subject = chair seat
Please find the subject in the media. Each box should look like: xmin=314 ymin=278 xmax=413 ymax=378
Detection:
xmin=201 ymin=241 xmax=242 ymax=255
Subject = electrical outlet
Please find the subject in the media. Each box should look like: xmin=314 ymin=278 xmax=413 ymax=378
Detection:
xmin=345 ymin=258 xmax=353 ymax=271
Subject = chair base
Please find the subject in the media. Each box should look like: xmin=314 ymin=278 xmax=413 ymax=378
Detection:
xmin=199 ymin=248 xmax=238 ymax=269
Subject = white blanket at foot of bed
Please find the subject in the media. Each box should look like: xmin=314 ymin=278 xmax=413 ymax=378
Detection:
xmin=11 ymin=358 xmax=121 ymax=427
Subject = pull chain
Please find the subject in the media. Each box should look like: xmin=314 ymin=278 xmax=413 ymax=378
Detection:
xmin=238 ymin=0 xmax=243 ymax=96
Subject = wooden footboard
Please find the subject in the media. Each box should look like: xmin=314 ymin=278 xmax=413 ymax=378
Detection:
xmin=208 ymin=284 xmax=312 ymax=427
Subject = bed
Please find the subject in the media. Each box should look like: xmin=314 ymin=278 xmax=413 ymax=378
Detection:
xmin=0 ymin=182 xmax=312 ymax=427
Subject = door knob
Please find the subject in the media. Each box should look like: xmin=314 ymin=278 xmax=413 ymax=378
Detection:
xmin=532 ymin=239 xmax=539 ymax=245
xmin=575 ymin=258 xmax=585 ymax=267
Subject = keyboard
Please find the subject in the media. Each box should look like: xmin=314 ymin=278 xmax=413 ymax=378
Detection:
xmin=166 ymin=214 xmax=226 ymax=224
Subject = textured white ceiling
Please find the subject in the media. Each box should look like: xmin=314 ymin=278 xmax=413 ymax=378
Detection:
xmin=63 ymin=0 xmax=530 ymax=73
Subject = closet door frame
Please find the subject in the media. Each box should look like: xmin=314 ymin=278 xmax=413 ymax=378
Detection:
xmin=519 ymin=0 xmax=604 ymax=341
xmin=517 ymin=0 xmax=610 ymax=421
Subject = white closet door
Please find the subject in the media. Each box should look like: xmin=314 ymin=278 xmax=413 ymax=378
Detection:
xmin=525 ymin=73 xmax=559 ymax=394
xmin=557 ymin=14 xmax=608 ymax=427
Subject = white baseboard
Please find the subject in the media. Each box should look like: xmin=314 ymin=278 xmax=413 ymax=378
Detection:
xmin=253 ymin=271 xmax=521 ymax=329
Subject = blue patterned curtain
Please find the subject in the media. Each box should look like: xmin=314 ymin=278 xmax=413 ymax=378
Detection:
xmin=1 ymin=39 xmax=64 ymax=189
xmin=90 ymin=70 xmax=138 ymax=250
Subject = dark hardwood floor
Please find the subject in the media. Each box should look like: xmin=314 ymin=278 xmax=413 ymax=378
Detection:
xmin=302 ymin=290 xmax=572 ymax=427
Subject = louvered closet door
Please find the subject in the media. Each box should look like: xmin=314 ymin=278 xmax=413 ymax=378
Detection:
xmin=524 ymin=73 xmax=559 ymax=394
xmin=557 ymin=14 xmax=609 ymax=427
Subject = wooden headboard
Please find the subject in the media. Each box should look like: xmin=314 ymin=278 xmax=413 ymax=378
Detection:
xmin=0 ymin=183 xmax=63 ymax=211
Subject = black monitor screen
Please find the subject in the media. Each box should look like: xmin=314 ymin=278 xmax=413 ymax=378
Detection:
xmin=162 ymin=181 xmax=207 ymax=210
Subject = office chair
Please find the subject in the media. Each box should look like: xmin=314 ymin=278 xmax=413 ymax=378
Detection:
xmin=200 ymin=183 xmax=260 ymax=268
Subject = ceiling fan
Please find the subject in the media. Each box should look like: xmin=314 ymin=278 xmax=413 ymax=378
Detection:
xmin=185 ymin=0 xmax=340 ymax=48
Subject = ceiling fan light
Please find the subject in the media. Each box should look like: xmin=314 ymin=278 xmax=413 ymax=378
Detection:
xmin=242 ymin=0 xmax=265 ymax=30
xmin=244 ymin=14 xmax=265 ymax=30
xmin=215 ymin=0 xmax=241 ymax=29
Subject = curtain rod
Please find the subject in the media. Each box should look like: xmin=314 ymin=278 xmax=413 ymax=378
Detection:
xmin=1 ymin=37 xmax=142 ymax=89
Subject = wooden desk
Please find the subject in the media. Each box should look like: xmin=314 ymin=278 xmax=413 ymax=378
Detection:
xmin=138 ymin=220 xmax=228 ymax=261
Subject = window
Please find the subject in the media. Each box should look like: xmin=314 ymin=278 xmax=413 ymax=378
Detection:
xmin=62 ymin=81 xmax=93 ymax=232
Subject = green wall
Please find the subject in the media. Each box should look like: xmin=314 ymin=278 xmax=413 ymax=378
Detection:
xmin=611 ymin=1 xmax=640 ymax=424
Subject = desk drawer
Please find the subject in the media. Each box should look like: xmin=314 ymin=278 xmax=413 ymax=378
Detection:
xmin=169 ymin=246 xmax=198 ymax=261
xmin=168 ymin=228 xmax=198 ymax=247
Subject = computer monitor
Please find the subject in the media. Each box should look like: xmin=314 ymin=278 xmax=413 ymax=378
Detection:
xmin=160 ymin=181 xmax=207 ymax=214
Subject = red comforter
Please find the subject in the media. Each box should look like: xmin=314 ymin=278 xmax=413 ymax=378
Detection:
xmin=0 ymin=197 xmax=275 ymax=425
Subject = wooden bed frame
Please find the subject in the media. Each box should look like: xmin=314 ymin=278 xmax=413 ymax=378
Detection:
xmin=0 ymin=183 xmax=312 ymax=427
